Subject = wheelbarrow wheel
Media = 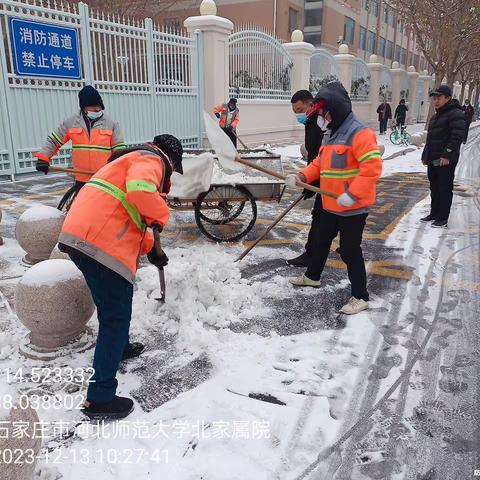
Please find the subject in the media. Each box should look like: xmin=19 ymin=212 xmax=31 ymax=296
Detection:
xmin=195 ymin=185 xmax=257 ymax=242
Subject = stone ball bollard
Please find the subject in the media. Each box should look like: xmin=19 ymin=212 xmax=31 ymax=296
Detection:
xmin=49 ymin=243 xmax=70 ymax=260
xmin=15 ymin=205 xmax=65 ymax=265
xmin=410 ymin=133 xmax=424 ymax=147
xmin=15 ymin=259 xmax=95 ymax=359
xmin=0 ymin=404 xmax=41 ymax=480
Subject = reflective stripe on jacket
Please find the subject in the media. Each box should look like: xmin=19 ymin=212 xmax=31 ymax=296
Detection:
xmin=300 ymin=113 xmax=382 ymax=216
xmin=58 ymin=149 xmax=170 ymax=283
xmin=214 ymin=104 xmax=240 ymax=129
xmin=34 ymin=111 xmax=126 ymax=182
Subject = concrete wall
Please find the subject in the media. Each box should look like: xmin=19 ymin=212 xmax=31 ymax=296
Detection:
xmin=236 ymin=100 xmax=304 ymax=145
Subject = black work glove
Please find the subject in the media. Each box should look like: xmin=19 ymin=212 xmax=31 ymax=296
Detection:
xmin=35 ymin=160 xmax=49 ymax=174
xmin=215 ymin=113 xmax=220 ymax=118
xmin=147 ymin=246 xmax=168 ymax=268
xmin=302 ymin=188 xmax=315 ymax=200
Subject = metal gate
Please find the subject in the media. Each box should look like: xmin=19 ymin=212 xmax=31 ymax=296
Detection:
xmin=0 ymin=0 xmax=203 ymax=180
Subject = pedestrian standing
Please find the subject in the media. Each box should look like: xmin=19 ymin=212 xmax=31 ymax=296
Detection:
xmin=462 ymin=99 xmax=475 ymax=143
xmin=420 ymin=85 xmax=465 ymax=228
xmin=286 ymin=89 xmax=325 ymax=267
xmin=214 ymin=98 xmax=240 ymax=147
xmin=376 ymin=98 xmax=392 ymax=134
xmin=394 ymin=99 xmax=408 ymax=128
xmin=58 ymin=134 xmax=183 ymax=420
xmin=284 ymin=82 xmax=382 ymax=315
xmin=35 ymin=85 xmax=126 ymax=208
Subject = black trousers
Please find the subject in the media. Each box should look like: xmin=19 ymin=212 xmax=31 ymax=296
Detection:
xmin=427 ymin=162 xmax=457 ymax=221
xmin=222 ymin=127 xmax=237 ymax=148
xmin=465 ymin=121 xmax=471 ymax=142
xmin=305 ymin=194 xmax=323 ymax=256
xmin=379 ymin=118 xmax=388 ymax=133
xmin=306 ymin=210 xmax=369 ymax=301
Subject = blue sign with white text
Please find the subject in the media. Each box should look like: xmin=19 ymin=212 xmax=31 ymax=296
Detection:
xmin=9 ymin=17 xmax=81 ymax=79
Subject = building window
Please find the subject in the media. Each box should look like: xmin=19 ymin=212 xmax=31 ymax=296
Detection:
xmin=367 ymin=30 xmax=376 ymax=53
xmin=289 ymin=8 xmax=299 ymax=33
xmin=386 ymin=40 xmax=393 ymax=59
xmin=401 ymin=48 xmax=407 ymax=65
xmin=414 ymin=54 xmax=419 ymax=69
xmin=399 ymin=20 xmax=404 ymax=33
xmin=389 ymin=11 xmax=396 ymax=27
xmin=382 ymin=6 xmax=389 ymax=24
xmin=305 ymin=7 xmax=323 ymax=28
xmin=379 ymin=37 xmax=386 ymax=57
xmin=371 ymin=0 xmax=379 ymax=17
xmin=343 ymin=16 xmax=355 ymax=45
xmin=395 ymin=47 xmax=401 ymax=62
xmin=304 ymin=32 xmax=322 ymax=46
xmin=361 ymin=0 xmax=368 ymax=10
xmin=359 ymin=26 xmax=366 ymax=50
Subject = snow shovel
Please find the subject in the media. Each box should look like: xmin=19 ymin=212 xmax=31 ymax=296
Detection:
xmin=235 ymin=193 xmax=305 ymax=262
xmin=203 ymin=111 xmax=338 ymax=199
xmin=152 ymin=225 xmax=166 ymax=303
xmin=50 ymin=166 xmax=95 ymax=176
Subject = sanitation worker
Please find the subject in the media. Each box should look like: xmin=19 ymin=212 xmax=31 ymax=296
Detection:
xmin=58 ymin=134 xmax=183 ymax=420
xmin=284 ymin=81 xmax=382 ymax=315
xmin=34 ymin=85 xmax=126 ymax=209
xmin=214 ymin=97 xmax=240 ymax=147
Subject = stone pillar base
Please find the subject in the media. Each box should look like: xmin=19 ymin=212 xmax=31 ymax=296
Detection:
xmin=20 ymin=327 xmax=95 ymax=361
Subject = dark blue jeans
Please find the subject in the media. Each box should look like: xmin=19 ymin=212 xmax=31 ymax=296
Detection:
xmin=69 ymin=252 xmax=133 ymax=403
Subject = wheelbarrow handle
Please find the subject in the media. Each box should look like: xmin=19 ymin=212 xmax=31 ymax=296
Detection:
xmin=50 ymin=166 xmax=95 ymax=176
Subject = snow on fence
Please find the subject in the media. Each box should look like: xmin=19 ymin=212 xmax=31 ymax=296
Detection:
xmin=0 ymin=0 xmax=202 ymax=179
xmin=228 ymin=26 xmax=293 ymax=100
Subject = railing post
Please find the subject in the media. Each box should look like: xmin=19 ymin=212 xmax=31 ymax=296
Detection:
xmin=193 ymin=29 xmax=205 ymax=147
xmin=145 ymin=18 xmax=157 ymax=137
xmin=78 ymin=2 xmax=94 ymax=84
xmin=0 ymin=15 xmax=17 ymax=178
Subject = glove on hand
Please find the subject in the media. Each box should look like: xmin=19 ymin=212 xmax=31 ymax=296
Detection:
xmin=35 ymin=160 xmax=49 ymax=174
xmin=336 ymin=192 xmax=356 ymax=207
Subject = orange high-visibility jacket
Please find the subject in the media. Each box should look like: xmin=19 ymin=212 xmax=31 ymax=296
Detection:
xmin=35 ymin=112 xmax=126 ymax=182
xmin=214 ymin=103 xmax=240 ymax=129
xmin=59 ymin=148 xmax=171 ymax=283
xmin=300 ymin=113 xmax=382 ymax=215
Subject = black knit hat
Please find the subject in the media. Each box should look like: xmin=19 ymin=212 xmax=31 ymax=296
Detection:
xmin=153 ymin=134 xmax=183 ymax=174
xmin=79 ymin=85 xmax=105 ymax=110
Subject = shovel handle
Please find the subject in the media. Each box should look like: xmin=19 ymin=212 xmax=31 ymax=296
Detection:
xmin=234 ymin=157 xmax=339 ymax=199
xmin=50 ymin=166 xmax=95 ymax=176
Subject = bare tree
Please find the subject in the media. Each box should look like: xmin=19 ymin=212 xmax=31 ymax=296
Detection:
xmin=386 ymin=0 xmax=480 ymax=88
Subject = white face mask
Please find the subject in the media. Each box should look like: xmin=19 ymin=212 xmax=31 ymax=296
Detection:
xmin=86 ymin=110 xmax=103 ymax=121
xmin=317 ymin=115 xmax=329 ymax=131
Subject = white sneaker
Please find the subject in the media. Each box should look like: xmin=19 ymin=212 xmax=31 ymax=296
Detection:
xmin=288 ymin=274 xmax=321 ymax=288
xmin=339 ymin=297 xmax=369 ymax=315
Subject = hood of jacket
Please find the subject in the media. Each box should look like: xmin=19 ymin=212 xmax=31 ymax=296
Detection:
xmin=314 ymin=81 xmax=352 ymax=131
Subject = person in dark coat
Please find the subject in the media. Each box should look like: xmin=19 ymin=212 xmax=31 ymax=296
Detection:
xmin=376 ymin=99 xmax=392 ymax=134
xmin=286 ymin=89 xmax=325 ymax=267
xmin=394 ymin=99 xmax=408 ymax=127
xmin=421 ymin=84 xmax=466 ymax=228
xmin=462 ymin=99 xmax=475 ymax=143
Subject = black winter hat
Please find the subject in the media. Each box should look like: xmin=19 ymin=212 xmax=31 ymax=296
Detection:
xmin=79 ymin=85 xmax=105 ymax=110
xmin=429 ymin=84 xmax=452 ymax=97
xmin=153 ymin=134 xmax=183 ymax=174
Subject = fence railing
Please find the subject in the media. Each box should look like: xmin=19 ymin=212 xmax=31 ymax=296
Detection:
xmin=0 ymin=0 xmax=202 ymax=179
xmin=228 ymin=27 xmax=293 ymax=100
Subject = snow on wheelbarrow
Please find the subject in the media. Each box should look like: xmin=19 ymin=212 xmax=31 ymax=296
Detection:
xmin=167 ymin=150 xmax=285 ymax=243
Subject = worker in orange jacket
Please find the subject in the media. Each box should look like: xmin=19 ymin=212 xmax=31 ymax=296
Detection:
xmin=58 ymin=134 xmax=183 ymax=420
xmin=34 ymin=85 xmax=126 ymax=208
xmin=214 ymin=98 xmax=240 ymax=147
xmin=285 ymin=82 xmax=382 ymax=315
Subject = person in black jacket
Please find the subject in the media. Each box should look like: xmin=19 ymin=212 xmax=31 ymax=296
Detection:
xmin=462 ymin=100 xmax=475 ymax=143
xmin=421 ymin=84 xmax=466 ymax=228
xmin=376 ymin=99 xmax=392 ymax=134
xmin=287 ymin=89 xmax=325 ymax=267
xmin=394 ymin=99 xmax=408 ymax=127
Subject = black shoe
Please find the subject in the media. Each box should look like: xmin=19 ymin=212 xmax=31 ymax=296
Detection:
xmin=286 ymin=252 xmax=310 ymax=267
xmin=82 ymin=395 xmax=134 ymax=420
xmin=420 ymin=214 xmax=436 ymax=222
xmin=432 ymin=219 xmax=448 ymax=228
xmin=122 ymin=342 xmax=145 ymax=361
